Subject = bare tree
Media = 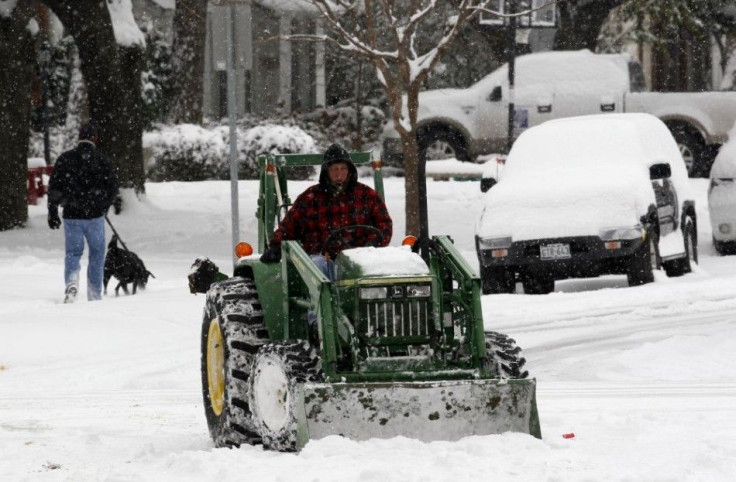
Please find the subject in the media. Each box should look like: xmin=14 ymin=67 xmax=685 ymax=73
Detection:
xmin=169 ymin=0 xmax=207 ymax=123
xmin=308 ymin=0 xmax=492 ymax=237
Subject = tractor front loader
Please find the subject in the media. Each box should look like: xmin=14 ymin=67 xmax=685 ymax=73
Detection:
xmin=190 ymin=152 xmax=541 ymax=452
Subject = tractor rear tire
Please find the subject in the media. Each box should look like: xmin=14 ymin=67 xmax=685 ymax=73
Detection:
xmin=201 ymin=276 xmax=270 ymax=448
xmin=248 ymin=340 xmax=322 ymax=452
xmin=483 ymin=331 xmax=529 ymax=379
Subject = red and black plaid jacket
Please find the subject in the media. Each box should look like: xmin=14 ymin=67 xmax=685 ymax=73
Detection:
xmin=270 ymin=181 xmax=393 ymax=256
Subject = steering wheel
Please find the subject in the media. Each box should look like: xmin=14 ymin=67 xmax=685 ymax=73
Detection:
xmin=321 ymin=225 xmax=385 ymax=257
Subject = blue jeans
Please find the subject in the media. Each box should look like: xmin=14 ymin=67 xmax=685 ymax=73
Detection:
xmin=310 ymin=254 xmax=336 ymax=282
xmin=64 ymin=216 xmax=105 ymax=301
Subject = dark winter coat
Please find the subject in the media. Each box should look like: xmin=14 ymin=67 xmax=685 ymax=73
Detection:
xmin=48 ymin=142 xmax=119 ymax=219
xmin=269 ymin=158 xmax=393 ymax=256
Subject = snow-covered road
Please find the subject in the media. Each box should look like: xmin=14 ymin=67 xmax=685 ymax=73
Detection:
xmin=1 ymin=175 xmax=735 ymax=480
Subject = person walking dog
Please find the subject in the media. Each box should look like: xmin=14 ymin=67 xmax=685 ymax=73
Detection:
xmin=47 ymin=124 xmax=119 ymax=303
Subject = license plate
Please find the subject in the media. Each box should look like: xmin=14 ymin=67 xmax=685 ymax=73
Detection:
xmin=540 ymin=243 xmax=571 ymax=260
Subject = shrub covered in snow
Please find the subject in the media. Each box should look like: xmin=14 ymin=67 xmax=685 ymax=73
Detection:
xmin=302 ymin=103 xmax=385 ymax=153
xmin=144 ymin=123 xmax=318 ymax=182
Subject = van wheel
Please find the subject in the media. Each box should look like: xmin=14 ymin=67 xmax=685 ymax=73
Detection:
xmin=713 ymin=237 xmax=736 ymax=255
xmin=418 ymin=128 xmax=469 ymax=162
xmin=664 ymin=218 xmax=697 ymax=276
xmin=627 ymin=231 xmax=660 ymax=286
xmin=481 ymin=266 xmax=515 ymax=294
xmin=670 ymin=125 xmax=706 ymax=177
xmin=522 ymin=276 xmax=554 ymax=295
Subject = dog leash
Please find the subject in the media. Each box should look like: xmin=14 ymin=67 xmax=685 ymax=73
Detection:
xmin=104 ymin=215 xmax=132 ymax=252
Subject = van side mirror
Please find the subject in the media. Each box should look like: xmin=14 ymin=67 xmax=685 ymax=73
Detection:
xmin=488 ymin=86 xmax=502 ymax=102
xmin=649 ymin=163 xmax=672 ymax=180
xmin=480 ymin=177 xmax=497 ymax=192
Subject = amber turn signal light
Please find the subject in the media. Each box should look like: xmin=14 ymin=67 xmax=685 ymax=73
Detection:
xmin=402 ymin=235 xmax=418 ymax=247
xmin=235 ymin=242 xmax=254 ymax=258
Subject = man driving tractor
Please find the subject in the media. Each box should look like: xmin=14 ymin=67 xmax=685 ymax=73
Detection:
xmin=259 ymin=143 xmax=393 ymax=280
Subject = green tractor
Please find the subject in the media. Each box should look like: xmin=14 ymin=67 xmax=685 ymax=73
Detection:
xmin=190 ymin=151 xmax=541 ymax=451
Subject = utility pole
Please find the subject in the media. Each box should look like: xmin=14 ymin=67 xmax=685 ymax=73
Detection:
xmin=506 ymin=0 xmax=517 ymax=154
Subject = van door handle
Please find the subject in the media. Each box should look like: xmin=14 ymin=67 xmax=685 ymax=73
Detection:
xmin=600 ymin=103 xmax=615 ymax=112
xmin=537 ymin=105 xmax=552 ymax=113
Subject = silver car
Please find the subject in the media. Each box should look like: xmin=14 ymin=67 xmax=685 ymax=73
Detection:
xmin=709 ymin=146 xmax=736 ymax=254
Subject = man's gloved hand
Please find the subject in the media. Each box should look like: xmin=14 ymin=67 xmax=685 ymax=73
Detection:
xmin=48 ymin=209 xmax=61 ymax=230
xmin=113 ymin=195 xmax=122 ymax=215
xmin=260 ymin=245 xmax=282 ymax=263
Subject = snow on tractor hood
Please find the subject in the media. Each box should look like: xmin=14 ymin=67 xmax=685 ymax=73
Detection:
xmin=336 ymin=246 xmax=430 ymax=279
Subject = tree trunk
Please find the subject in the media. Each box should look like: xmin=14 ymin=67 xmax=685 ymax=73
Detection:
xmin=45 ymin=0 xmax=145 ymax=192
xmin=0 ymin=4 xmax=36 ymax=230
xmin=401 ymin=133 xmax=421 ymax=237
xmin=554 ymin=0 xmax=624 ymax=51
xmin=169 ymin=0 xmax=207 ymax=124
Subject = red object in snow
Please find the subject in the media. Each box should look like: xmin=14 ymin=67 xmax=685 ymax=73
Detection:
xmin=562 ymin=433 xmax=576 ymax=439
xmin=27 ymin=166 xmax=54 ymax=205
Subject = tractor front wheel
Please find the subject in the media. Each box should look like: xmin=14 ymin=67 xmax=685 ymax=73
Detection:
xmin=248 ymin=340 xmax=322 ymax=452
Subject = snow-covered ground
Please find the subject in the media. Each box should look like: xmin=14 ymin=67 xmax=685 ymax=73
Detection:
xmin=2 ymin=168 xmax=736 ymax=481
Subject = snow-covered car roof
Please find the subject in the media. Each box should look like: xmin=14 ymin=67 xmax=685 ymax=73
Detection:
xmin=476 ymin=113 xmax=689 ymax=241
xmin=473 ymin=49 xmax=630 ymax=94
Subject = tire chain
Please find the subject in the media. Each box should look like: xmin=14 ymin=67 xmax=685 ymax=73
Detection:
xmin=203 ymin=277 xmax=269 ymax=448
xmin=484 ymin=331 xmax=529 ymax=379
xmin=250 ymin=340 xmax=322 ymax=452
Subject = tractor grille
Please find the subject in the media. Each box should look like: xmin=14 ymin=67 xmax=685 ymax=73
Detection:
xmin=360 ymin=299 xmax=433 ymax=338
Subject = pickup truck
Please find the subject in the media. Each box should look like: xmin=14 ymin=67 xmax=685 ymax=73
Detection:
xmin=381 ymin=49 xmax=736 ymax=177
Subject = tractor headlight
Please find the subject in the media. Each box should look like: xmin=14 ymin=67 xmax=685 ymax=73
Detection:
xmin=406 ymin=285 xmax=431 ymax=297
xmin=599 ymin=225 xmax=644 ymax=241
xmin=360 ymin=287 xmax=388 ymax=299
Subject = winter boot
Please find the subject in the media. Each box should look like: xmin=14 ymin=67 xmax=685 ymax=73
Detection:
xmin=64 ymin=285 xmax=78 ymax=304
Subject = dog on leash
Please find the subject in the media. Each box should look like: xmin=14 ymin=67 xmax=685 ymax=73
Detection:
xmin=104 ymin=234 xmax=154 ymax=295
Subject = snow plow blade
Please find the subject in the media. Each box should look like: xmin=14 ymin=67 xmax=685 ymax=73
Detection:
xmin=296 ymin=378 xmax=541 ymax=449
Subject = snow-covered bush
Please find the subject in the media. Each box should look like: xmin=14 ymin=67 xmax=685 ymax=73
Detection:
xmin=144 ymin=123 xmax=317 ymax=182
xmin=301 ymin=103 xmax=385 ymax=153
xmin=28 ymin=125 xmax=78 ymax=162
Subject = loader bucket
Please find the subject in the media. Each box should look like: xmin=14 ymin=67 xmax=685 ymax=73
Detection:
xmin=295 ymin=378 xmax=541 ymax=449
